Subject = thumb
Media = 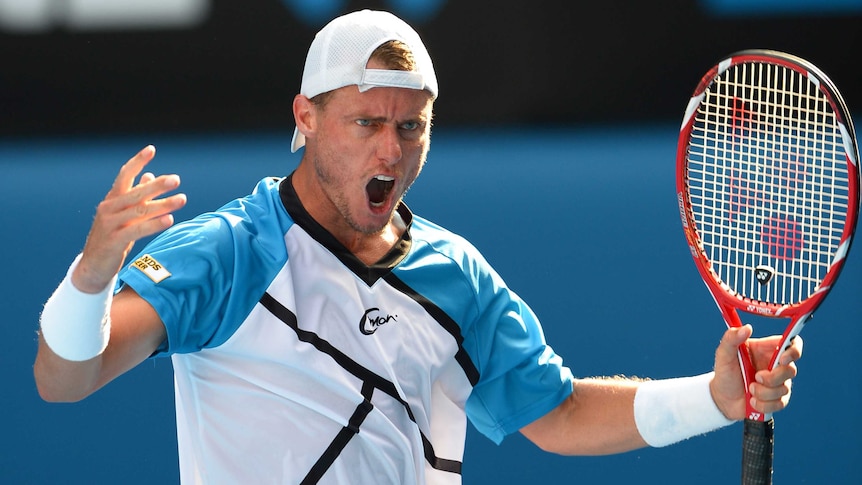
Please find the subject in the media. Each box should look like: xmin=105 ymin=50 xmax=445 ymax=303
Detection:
xmin=716 ymin=324 xmax=752 ymax=367
xmin=710 ymin=324 xmax=754 ymax=420
xmin=727 ymin=324 xmax=752 ymax=345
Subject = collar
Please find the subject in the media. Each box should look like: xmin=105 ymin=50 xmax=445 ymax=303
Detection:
xmin=278 ymin=174 xmax=413 ymax=286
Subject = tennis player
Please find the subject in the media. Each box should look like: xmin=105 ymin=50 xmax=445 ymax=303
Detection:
xmin=35 ymin=9 xmax=802 ymax=484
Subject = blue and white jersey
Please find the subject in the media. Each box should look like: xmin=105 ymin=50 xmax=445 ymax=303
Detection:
xmin=118 ymin=176 xmax=573 ymax=485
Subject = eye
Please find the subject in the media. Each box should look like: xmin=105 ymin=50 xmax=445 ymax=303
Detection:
xmin=400 ymin=121 xmax=420 ymax=131
xmin=355 ymin=119 xmax=372 ymax=127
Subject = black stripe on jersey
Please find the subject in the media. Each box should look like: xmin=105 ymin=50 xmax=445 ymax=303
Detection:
xmin=279 ymin=175 xmax=480 ymax=387
xmin=302 ymin=383 xmax=376 ymax=485
xmin=259 ymin=292 xmax=463 ymax=479
xmin=420 ymin=434 xmax=462 ymax=474
xmin=383 ymin=273 xmax=480 ymax=387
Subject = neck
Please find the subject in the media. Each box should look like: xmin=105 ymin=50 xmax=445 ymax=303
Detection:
xmin=338 ymin=212 xmax=406 ymax=266
xmin=290 ymin=164 xmax=406 ymax=266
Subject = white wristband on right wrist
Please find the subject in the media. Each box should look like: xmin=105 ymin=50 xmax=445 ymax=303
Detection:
xmin=633 ymin=372 xmax=736 ymax=447
xmin=39 ymin=254 xmax=115 ymax=361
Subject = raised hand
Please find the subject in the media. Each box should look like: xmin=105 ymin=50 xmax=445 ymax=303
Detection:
xmin=73 ymin=145 xmax=187 ymax=293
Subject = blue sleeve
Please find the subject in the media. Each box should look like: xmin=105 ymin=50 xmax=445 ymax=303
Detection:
xmin=118 ymin=214 xmax=239 ymax=355
xmin=400 ymin=220 xmax=574 ymax=444
xmin=117 ymin=177 xmax=292 ymax=356
xmin=462 ymin=262 xmax=574 ymax=444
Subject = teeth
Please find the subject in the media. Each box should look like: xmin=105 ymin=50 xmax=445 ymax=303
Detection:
xmin=367 ymin=175 xmax=395 ymax=207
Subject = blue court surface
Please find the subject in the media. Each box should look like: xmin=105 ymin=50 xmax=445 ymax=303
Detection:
xmin=1 ymin=125 xmax=859 ymax=483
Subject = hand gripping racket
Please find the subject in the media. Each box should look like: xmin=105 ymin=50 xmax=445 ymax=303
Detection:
xmin=676 ymin=50 xmax=859 ymax=484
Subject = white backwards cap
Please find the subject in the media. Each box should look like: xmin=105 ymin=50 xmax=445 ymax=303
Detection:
xmin=291 ymin=10 xmax=438 ymax=152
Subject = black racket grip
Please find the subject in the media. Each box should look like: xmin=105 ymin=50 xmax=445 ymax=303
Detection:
xmin=742 ymin=418 xmax=774 ymax=485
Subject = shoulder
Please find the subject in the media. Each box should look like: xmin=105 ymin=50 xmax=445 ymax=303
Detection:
xmin=121 ymin=177 xmax=292 ymax=288
xmin=212 ymin=177 xmax=292 ymax=230
xmin=163 ymin=177 xmax=292 ymax=251
xmin=399 ymin=214 xmax=501 ymax=305
xmin=409 ymin=215 xmax=487 ymax=265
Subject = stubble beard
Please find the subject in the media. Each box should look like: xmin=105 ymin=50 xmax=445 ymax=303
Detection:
xmin=312 ymin=153 xmax=394 ymax=236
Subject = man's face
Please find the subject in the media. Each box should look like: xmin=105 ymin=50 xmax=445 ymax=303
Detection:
xmin=306 ymin=80 xmax=434 ymax=236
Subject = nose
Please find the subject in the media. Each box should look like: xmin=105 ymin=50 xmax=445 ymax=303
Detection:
xmin=377 ymin=125 xmax=402 ymax=165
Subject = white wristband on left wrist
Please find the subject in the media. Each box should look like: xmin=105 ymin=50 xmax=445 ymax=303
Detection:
xmin=633 ymin=372 xmax=736 ymax=447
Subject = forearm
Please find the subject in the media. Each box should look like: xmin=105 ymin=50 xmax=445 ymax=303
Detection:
xmin=34 ymin=335 xmax=103 ymax=402
xmin=35 ymin=254 xmax=115 ymax=402
xmin=521 ymin=373 xmax=736 ymax=455
xmin=35 ymin=271 xmax=168 ymax=402
xmin=521 ymin=377 xmax=646 ymax=456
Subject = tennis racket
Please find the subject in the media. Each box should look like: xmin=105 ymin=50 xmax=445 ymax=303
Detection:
xmin=676 ymin=49 xmax=859 ymax=484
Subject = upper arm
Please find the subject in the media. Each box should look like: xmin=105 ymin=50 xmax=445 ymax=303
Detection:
xmin=519 ymin=377 xmax=647 ymax=456
xmin=94 ymin=286 xmax=167 ymax=389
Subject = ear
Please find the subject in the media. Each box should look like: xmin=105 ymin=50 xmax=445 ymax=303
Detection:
xmin=293 ymin=94 xmax=316 ymax=141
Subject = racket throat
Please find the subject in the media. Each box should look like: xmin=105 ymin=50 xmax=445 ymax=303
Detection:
xmin=737 ymin=345 xmax=772 ymax=422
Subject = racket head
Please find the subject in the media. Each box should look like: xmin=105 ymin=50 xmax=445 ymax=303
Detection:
xmin=677 ymin=49 xmax=860 ymax=324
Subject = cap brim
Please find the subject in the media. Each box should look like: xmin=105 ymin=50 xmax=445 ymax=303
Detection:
xmin=291 ymin=127 xmax=305 ymax=153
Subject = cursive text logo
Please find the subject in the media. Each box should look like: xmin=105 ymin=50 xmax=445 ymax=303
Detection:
xmin=359 ymin=308 xmax=398 ymax=335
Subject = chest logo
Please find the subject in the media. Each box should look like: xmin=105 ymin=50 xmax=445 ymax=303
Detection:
xmin=359 ymin=307 xmax=398 ymax=335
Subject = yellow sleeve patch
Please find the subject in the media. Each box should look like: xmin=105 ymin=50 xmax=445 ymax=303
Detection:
xmin=131 ymin=254 xmax=171 ymax=283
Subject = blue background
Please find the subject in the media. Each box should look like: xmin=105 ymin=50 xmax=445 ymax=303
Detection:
xmin=1 ymin=125 xmax=859 ymax=483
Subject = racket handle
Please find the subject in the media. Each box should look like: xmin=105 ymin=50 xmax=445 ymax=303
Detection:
xmin=741 ymin=418 xmax=774 ymax=485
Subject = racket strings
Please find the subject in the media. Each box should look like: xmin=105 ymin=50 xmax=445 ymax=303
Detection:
xmin=686 ymin=61 xmax=852 ymax=305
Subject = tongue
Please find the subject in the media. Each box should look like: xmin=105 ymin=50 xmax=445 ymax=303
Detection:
xmin=367 ymin=178 xmax=393 ymax=205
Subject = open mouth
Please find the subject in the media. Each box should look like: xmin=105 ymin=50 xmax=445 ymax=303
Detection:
xmin=366 ymin=175 xmax=395 ymax=207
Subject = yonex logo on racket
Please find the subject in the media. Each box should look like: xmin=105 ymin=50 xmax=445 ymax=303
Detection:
xmin=746 ymin=304 xmax=775 ymax=316
xmin=754 ymin=265 xmax=775 ymax=285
